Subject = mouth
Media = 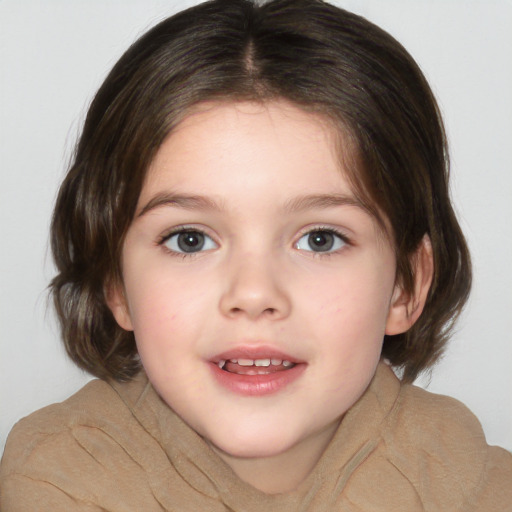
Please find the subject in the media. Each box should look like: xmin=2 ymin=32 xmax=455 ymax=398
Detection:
xmin=210 ymin=347 xmax=305 ymax=396
xmin=217 ymin=358 xmax=296 ymax=375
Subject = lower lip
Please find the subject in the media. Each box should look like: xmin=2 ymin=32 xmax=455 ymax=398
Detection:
xmin=210 ymin=362 xmax=306 ymax=396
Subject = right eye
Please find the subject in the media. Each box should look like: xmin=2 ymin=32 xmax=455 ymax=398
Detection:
xmin=162 ymin=229 xmax=217 ymax=254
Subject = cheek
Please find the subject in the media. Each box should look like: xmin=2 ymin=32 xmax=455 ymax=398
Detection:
xmin=123 ymin=268 xmax=205 ymax=346
xmin=299 ymin=258 xmax=395 ymax=372
xmin=307 ymin=266 xmax=393 ymax=325
xmin=124 ymin=275 xmax=206 ymax=392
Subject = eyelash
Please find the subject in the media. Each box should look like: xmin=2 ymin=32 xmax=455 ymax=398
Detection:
xmin=157 ymin=225 xmax=352 ymax=258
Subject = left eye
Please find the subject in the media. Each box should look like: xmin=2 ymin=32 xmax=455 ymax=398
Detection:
xmin=163 ymin=230 xmax=217 ymax=254
xmin=296 ymin=229 xmax=347 ymax=253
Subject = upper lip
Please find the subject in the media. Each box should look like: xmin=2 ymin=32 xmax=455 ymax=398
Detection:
xmin=210 ymin=345 xmax=305 ymax=364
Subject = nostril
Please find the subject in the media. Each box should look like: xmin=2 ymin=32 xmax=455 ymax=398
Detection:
xmin=220 ymin=282 xmax=291 ymax=320
xmin=227 ymin=306 xmax=277 ymax=318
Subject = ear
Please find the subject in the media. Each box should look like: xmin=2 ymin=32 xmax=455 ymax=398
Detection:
xmin=105 ymin=281 xmax=134 ymax=332
xmin=385 ymin=235 xmax=434 ymax=335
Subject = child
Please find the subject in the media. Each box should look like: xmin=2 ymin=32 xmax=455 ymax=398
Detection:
xmin=1 ymin=0 xmax=511 ymax=509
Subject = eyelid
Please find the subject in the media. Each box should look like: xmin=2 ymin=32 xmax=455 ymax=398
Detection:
xmin=158 ymin=223 xmax=214 ymax=241
xmin=296 ymin=225 xmax=351 ymax=242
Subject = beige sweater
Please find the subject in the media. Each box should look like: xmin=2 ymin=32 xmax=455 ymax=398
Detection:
xmin=1 ymin=363 xmax=511 ymax=511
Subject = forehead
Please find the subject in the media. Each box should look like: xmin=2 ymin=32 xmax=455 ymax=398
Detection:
xmin=142 ymin=100 xmax=351 ymax=198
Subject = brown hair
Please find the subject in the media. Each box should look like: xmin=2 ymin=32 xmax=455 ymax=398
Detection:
xmin=50 ymin=0 xmax=471 ymax=383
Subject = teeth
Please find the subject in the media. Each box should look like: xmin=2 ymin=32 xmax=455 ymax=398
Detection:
xmin=220 ymin=358 xmax=295 ymax=368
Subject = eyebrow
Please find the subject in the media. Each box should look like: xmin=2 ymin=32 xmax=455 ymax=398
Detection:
xmin=137 ymin=191 xmax=369 ymax=218
xmin=137 ymin=193 xmax=223 ymax=217
xmin=283 ymin=193 xmax=368 ymax=213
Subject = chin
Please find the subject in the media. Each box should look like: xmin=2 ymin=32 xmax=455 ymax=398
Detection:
xmin=208 ymin=427 xmax=299 ymax=460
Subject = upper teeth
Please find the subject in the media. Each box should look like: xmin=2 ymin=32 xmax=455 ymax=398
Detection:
xmin=240 ymin=358 xmax=269 ymax=366
xmin=217 ymin=358 xmax=293 ymax=369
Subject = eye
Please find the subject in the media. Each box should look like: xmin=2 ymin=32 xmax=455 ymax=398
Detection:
xmin=296 ymin=229 xmax=347 ymax=253
xmin=162 ymin=229 xmax=217 ymax=254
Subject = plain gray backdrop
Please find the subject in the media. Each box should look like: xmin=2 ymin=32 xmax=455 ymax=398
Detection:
xmin=1 ymin=0 xmax=511 ymax=454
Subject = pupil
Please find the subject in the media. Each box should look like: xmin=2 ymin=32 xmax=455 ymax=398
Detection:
xmin=308 ymin=231 xmax=334 ymax=252
xmin=177 ymin=231 xmax=205 ymax=252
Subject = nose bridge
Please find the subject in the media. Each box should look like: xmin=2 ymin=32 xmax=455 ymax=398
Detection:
xmin=219 ymin=247 xmax=291 ymax=320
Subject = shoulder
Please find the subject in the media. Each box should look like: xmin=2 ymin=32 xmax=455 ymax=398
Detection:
xmin=1 ymin=378 xmax=122 ymax=469
xmin=0 ymin=375 xmax=163 ymax=510
xmin=1 ymin=379 xmax=125 ymax=478
xmin=392 ymin=381 xmax=487 ymax=452
xmin=382 ymin=380 xmax=512 ymax=509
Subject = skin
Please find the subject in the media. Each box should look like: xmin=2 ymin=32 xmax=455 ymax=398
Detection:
xmin=108 ymin=100 xmax=432 ymax=493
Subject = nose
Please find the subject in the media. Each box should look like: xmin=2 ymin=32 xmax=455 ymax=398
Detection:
xmin=219 ymin=254 xmax=291 ymax=320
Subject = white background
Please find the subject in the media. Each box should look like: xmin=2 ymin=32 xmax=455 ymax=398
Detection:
xmin=1 ymin=0 xmax=511 ymax=454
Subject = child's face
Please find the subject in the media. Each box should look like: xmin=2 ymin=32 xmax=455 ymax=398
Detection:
xmin=110 ymin=101 xmax=400 ymax=463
